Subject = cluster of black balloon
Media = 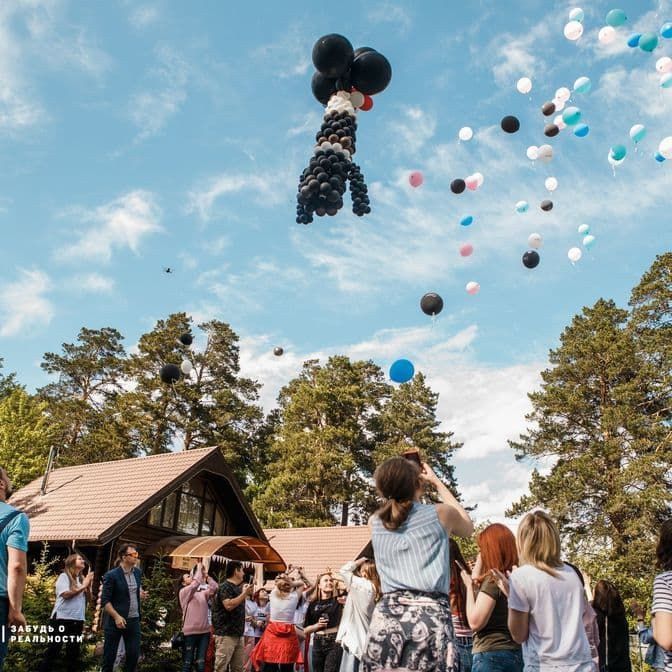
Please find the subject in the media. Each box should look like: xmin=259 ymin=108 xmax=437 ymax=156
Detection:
xmin=541 ymin=101 xmax=562 ymax=138
xmin=296 ymin=34 xmax=391 ymax=224
xmin=159 ymin=332 xmax=193 ymax=385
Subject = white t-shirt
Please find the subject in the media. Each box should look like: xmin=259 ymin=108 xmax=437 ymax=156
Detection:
xmin=244 ymin=599 xmax=270 ymax=637
xmin=508 ymin=563 xmax=593 ymax=672
xmin=270 ymin=589 xmax=300 ymax=623
xmin=336 ymin=561 xmax=377 ymax=660
xmin=51 ymin=572 xmax=86 ymax=621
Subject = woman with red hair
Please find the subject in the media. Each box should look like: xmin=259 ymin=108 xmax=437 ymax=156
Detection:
xmin=459 ymin=524 xmax=522 ymax=672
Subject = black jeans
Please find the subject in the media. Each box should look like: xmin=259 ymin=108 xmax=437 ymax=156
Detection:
xmin=183 ymin=632 xmax=210 ymax=672
xmin=37 ymin=619 xmax=84 ymax=672
xmin=262 ymin=665 xmax=294 ymax=672
xmin=101 ymin=617 xmax=141 ymax=672
xmin=312 ymin=635 xmax=343 ymax=672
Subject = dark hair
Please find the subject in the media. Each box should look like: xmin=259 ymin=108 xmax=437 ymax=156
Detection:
xmin=374 ymin=457 xmax=421 ymax=531
xmin=117 ymin=544 xmax=137 ymax=560
xmin=226 ymin=561 xmax=243 ymax=579
xmin=449 ymin=539 xmax=468 ymax=625
xmin=564 ymin=561 xmax=585 ymax=586
xmin=592 ymin=580 xmax=626 ymax=617
xmin=657 ymin=519 xmax=672 ymax=571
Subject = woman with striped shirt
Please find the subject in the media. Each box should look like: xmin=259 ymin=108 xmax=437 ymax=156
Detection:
xmin=652 ymin=519 xmax=672 ymax=672
xmin=362 ymin=456 xmax=474 ymax=672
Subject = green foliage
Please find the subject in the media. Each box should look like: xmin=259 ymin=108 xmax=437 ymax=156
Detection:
xmin=251 ymin=357 xmax=461 ymax=527
xmin=0 ymin=389 xmax=52 ymax=489
xmin=508 ymin=254 xmax=672 ymax=606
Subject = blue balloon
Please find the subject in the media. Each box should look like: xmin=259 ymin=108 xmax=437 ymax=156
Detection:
xmin=627 ymin=33 xmax=642 ymax=47
xmin=562 ymin=106 xmax=582 ymax=126
xmin=574 ymin=123 xmax=590 ymax=137
xmin=460 ymin=215 xmax=473 ymax=227
xmin=639 ymin=32 xmax=659 ymax=52
xmin=610 ymin=144 xmax=627 ymax=161
xmin=655 ymin=151 xmax=666 ymax=162
xmin=606 ymin=8 xmax=627 ymax=27
xmin=390 ymin=359 xmax=415 ymax=384
xmin=661 ymin=22 xmax=672 ymax=38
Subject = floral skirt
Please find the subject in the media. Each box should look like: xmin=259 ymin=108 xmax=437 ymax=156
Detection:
xmin=362 ymin=590 xmax=458 ymax=672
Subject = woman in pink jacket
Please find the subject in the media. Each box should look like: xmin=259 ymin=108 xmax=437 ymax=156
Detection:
xmin=179 ymin=562 xmax=219 ymax=672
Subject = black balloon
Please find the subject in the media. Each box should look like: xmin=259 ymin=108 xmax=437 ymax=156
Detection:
xmin=541 ymin=101 xmax=556 ymax=116
xmin=160 ymin=364 xmax=181 ymax=385
xmin=420 ymin=292 xmax=444 ymax=316
xmin=350 ymin=51 xmax=392 ymax=95
xmin=540 ymin=199 xmax=553 ymax=211
xmin=544 ymin=124 xmax=559 ymax=137
xmin=501 ymin=115 xmax=520 ymax=133
xmin=273 ymin=347 xmax=284 ymax=357
xmin=450 ymin=178 xmax=466 ymax=194
xmin=523 ymin=250 xmax=540 ymax=269
xmin=311 ymin=72 xmax=338 ymax=105
xmin=179 ymin=332 xmax=193 ymax=346
xmin=312 ymin=34 xmax=354 ymax=79
xmin=354 ymin=46 xmax=376 ymax=58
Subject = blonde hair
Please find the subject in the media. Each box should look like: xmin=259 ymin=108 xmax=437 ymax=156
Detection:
xmin=516 ymin=511 xmax=563 ymax=576
xmin=63 ymin=554 xmax=83 ymax=592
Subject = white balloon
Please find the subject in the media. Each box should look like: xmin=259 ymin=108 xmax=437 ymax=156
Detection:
xmin=517 ymin=77 xmax=532 ymax=94
xmin=180 ymin=360 xmax=193 ymax=375
xmin=553 ymin=114 xmax=567 ymax=130
xmin=537 ymin=144 xmax=553 ymax=163
xmin=598 ymin=26 xmax=616 ymax=44
xmin=473 ymin=172 xmax=484 ymax=187
xmin=459 ymin=126 xmax=473 ymax=141
xmin=657 ymin=56 xmax=672 ymax=73
xmin=466 ymin=281 xmax=480 ymax=295
xmin=582 ymin=234 xmax=596 ymax=248
xmin=526 ymin=145 xmax=539 ymax=160
xmin=578 ymin=224 xmax=590 ymax=234
xmin=569 ymin=7 xmax=584 ymax=22
xmin=545 ymin=176 xmax=558 ymax=192
xmin=528 ymin=233 xmax=543 ymax=249
xmin=350 ymin=91 xmax=365 ymax=108
xmin=555 ymin=87 xmax=571 ymax=102
xmin=552 ymin=97 xmax=566 ymax=111
xmin=564 ymin=20 xmax=584 ymax=41
xmin=659 ymin=136 xmax=672 ymax=159
xmin=568 ymin=247 xmax=582 ymax=263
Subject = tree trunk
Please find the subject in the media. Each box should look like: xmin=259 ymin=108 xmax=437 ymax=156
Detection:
xmin=341 ymin=501 xmax=349 ymax=526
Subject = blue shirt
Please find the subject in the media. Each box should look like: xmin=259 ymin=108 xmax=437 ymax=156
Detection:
xmin=372 ymin=502 xmax=449 ymax=594
xmin=0 ymin=502 xmax=29 ymax=598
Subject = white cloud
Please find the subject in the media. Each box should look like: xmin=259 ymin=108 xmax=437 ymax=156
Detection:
xmin=367 ymin=2 xmax=413 ymax=35
xmin=287 ymin=110 xmax=322 ymax=138
xmin=128 ymin=45 xmax=188 ymax=142
xmin=187 ymin=171 xmax=293 ymax=221
xmin=596 ymin=65 xmax=671 ymax=120
xmin=0 ymin=268 xmax=53 ymax=337
xmin=56 ymin=190 xmax=161 ymax=263
xmin=252 ymin=25 xmax=311 ymax=78
xmin=387 ymin=107 xmax=437 ymax=155
xmin=128 ymin=4 xmax=160 ymax=29
xmin=489 ymin=22 xmax=551 ymax=86
xmin=66 ymin=273 xmax=115 ymax=294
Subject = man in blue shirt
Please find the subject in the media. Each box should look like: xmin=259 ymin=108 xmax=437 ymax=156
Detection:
xmin=0 ymin=466 xmax=29 ymax=670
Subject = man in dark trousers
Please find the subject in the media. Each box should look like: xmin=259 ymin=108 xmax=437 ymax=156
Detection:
xmin=101 ymin=544 xmax=147 ymax=672
xmin=211 ymin=560 xmax=253 ymax=672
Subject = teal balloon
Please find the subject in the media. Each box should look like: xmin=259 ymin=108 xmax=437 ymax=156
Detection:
xmin=655 ymin=151 xmax=666 ymax=162
xmin=460 ymin=215 xmax=473 ymax=227
xmin=627 ymin=33 xmax=641 ymax=47
xmin=661 ymin=73 xmax=672 ymax=88
xmin=630 ymin=124 xmax=646 ymax=143
xmin=606 ymin=8 xmax=627 ymax=27
xmin=562 ymin=106 xmax=582 ymax=126
xmin=574 ymin=123 xmax=590 ymax=137
xmin=390 ymin=359 xmax=415 ymax=384
xmin=610 ymin=144 xmax=627 ymax=161
xmin=639 ymin=32 xmax=659 ymax=51
xmin=574 ymin=76 xmax=591 ymax=94
xmin=515 ymin=201 xmax=529 ymax=213
xmin=661 ymin=23 xmax=672 ymax=38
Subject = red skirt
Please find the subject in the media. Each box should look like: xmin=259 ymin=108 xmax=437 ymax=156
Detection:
xmin=250 ymin=622 xmax=303 ymax=670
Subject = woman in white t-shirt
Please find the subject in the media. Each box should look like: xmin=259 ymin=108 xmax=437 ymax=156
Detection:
xmin=494 ymin=511 xmax=593 ymax=672
xmin=37 ymin=553 xmax=94 ymax=672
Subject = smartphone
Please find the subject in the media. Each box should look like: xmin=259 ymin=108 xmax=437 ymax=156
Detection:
xmin=402 ymin=449 xmax=422 ymax=466
xmin=454 ymin=559 xmax=468 ymax=573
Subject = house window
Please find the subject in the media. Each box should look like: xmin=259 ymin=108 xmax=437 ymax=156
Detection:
xmin=148 ymin=478 xmax=224 ymax=536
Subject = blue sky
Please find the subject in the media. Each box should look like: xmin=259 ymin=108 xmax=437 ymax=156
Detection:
xmin=1 ymin=0 xmax=671 ymax=523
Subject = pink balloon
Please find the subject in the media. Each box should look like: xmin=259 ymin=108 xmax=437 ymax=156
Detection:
xmin=459 ymin=243 xmax=474 ymax=257
xmin=466 ymin=281 xmax=480 ymax=295
xmin=465 ymin=176 xmax=479 ymax=190
xmin=409 ymin=171 xmax=423 ymax=188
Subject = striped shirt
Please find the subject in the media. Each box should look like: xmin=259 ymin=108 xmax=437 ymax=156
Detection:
xmin=452 ymin=611 xmax=473 ymax=639
xmin=371 ymin=502 xmax=449 ymax=594
xmin=652 ymin=571 xmax=672 ymax=672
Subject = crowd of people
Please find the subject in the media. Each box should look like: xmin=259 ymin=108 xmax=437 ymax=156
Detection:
xmin=0 ymin=459 xmax=670 ymax=672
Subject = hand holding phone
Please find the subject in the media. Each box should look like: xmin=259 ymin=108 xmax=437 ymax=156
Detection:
xmin=402 ymin=448 xmax=422 ymax=466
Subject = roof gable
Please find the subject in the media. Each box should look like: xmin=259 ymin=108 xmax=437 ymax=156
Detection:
xmin=11 ymin=447 xmax=260 ymax=544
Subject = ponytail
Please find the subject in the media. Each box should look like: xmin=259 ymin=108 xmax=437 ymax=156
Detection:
xmin=377 ymin=498 xmax=414 ymax=531
xmin=374 ymin=457 xmax=421 ymax=530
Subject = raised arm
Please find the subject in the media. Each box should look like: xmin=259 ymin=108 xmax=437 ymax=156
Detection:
xmin=420 ymin=463 xmax=474 ymax=538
